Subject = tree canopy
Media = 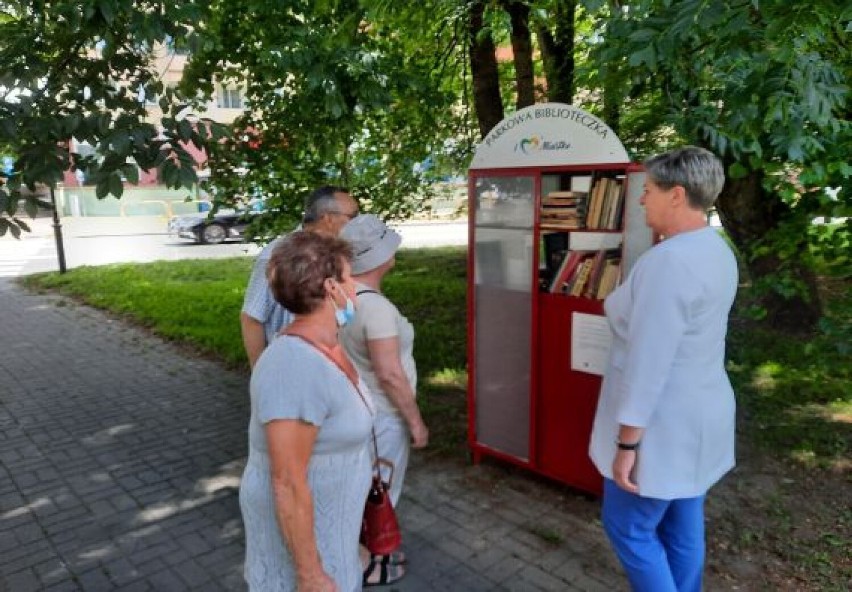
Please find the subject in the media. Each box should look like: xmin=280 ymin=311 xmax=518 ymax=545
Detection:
xmin=1 ymin=0 xmax=849 ymax=332
xmin=179 ymin=0 xmax=463 ymax=237
xmin=0 ymin=0 xmax=227 ymax=237
xmin=588 ymin=0 xmax=851 ymax=331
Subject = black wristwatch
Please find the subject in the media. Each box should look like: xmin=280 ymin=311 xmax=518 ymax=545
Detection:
xmin=616 ymin=440 xmax=640 ymax=451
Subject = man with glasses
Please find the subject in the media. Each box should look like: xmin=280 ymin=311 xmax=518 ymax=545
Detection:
xmin=241 ymin=185 xmax=359 ymax=368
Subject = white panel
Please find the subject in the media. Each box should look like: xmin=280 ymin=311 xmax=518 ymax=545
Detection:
xmin=622 ymin=171 xmax=654 ymax=275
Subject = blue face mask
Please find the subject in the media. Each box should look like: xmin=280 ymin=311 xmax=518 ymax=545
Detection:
xmin=333 ymin=295 xmax=356 ymax=327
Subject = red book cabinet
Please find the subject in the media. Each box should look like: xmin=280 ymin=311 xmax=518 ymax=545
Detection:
xmin=466 ymin=104 xmax=654 ymax=495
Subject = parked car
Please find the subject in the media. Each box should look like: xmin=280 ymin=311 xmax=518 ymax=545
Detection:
xmin=167 ymin=200 xmax=264 ymax=244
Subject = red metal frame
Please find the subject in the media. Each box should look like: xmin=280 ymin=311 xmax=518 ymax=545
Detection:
xmin=467 ymin=162 xmax=640 ymax=495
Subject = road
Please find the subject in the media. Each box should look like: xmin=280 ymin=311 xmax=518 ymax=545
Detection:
xmin=0 ymin=216 xmax=468 ymax=277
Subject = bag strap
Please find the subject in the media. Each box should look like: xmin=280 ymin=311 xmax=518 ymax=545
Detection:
xmin=284 ymin=332 xmax=360 ymax=389
xmin=353 ymin=289 xmax=392 ymax=481
xmin=283 ymin=332 xmax=392 ymax=484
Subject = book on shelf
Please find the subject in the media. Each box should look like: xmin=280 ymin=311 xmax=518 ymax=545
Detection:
xmin=546 ymin=190 xmax=584 ymax=198
xmin=541 ymin=190 xmax=587 ymax=207
xmin=585 ymin=177 xmax=625 ymax=230
xmin=542 ymin=232 xmax=569 ymax=275
xmin=603 ymin=179 xmax=625 ymax=229
xmin=540 ymin=189 xmax=587 ymax=229
xmin=581 ymin=250 xmax=608 ymax=299
xmin=595 ymin=260 xmax=622 ymax=300
xmin=584 ymin=179 xmax=604 ymax=229
xmin=568 ymin=258 xmax=595 ymax=296
xmin=540 ymin=219 xmax=585 ymax=230
xmin=548 ymin=250 xmax=586 ymax=293
xmin=547 ymin=248 xmax=622 ymax=300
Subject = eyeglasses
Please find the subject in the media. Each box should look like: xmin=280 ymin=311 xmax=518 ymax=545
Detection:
xmin=329 ymin=210 xmax=358 ymax=220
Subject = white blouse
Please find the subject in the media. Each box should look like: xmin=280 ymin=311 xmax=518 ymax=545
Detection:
xmin=589 ymin=226 xmax=739 ymax=499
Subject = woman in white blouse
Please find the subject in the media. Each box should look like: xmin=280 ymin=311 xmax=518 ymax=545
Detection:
xmin=589 ymin=146 xmax=738 ymax=592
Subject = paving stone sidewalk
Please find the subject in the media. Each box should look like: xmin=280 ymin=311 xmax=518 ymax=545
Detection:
xmin=0 ymin=278 xmax=625 ymax=591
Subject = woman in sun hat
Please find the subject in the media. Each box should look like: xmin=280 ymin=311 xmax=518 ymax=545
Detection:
xmin=340 ymin=214 xmax=429 ymax=587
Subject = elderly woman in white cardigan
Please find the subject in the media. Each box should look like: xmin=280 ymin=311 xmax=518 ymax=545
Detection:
xmin=589 ymin=146 xmax=738 ymax=592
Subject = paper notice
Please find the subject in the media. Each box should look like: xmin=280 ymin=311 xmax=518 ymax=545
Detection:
xmin=571 ymin=312 xmax=612 ymax=375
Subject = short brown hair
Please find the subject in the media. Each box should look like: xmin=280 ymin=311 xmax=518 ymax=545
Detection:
xmin=266 ymin=232 xmax=353 ymax=314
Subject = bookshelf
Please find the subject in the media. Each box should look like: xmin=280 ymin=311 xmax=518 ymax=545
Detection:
xmin=468 ymin=103 xmax=654 ymax=495
xmin=539 ymin=172 xmax=627 ymax=299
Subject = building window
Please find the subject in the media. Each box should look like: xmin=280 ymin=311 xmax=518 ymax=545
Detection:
xmin=218 ymin=87 xmax=243 ymax=109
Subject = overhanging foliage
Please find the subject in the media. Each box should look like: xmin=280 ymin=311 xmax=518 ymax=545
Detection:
xmin=0 ymin=0 xmax=228 ymax=237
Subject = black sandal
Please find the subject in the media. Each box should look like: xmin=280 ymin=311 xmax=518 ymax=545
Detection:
xmin=363 ymin=557 xmax=406 ymax=587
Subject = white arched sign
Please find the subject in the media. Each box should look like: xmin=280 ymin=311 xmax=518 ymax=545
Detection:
xmin=470 ymin=103 xmax=629 ymax=169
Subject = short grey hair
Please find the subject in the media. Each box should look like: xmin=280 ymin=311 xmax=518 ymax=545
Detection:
xmin=302 ymin=185 xmax=350 ymax=223
xmin=644 ymin=146 xmax=725 ymax=210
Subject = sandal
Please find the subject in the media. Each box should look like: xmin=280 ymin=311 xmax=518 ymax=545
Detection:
xmin=372 ymin=550 xmax=407 ymax=566
xmin=363 ymin=557 xmax=406 ymax=587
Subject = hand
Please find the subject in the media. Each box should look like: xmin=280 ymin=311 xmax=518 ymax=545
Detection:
xmin=612 ymin=449 xmax=639 ymax=494
xmin=409 ymin=420 xmax=429 ymax=449
xmin=297 ymin=571 xmax=338 ymax=592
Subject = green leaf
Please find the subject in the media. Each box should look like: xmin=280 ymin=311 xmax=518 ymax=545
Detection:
xmin=98 ymin=0 xmax=115 ymax=24
xmin=628 ymin=46 xmax=656 ymax=69
xmin=24 ymin=198 xmax=39 ymax=218
xmin=179 ymin=165 xmax=196 ymax=189
xmin=95 ymin=178 xmax=110 ymax=199
xmin=729 ymin=162 xmax=748 ymax=180
xmin=160 ymin=161 xmax=178 ymax=187
xmin=178 ymin=119 xmax=193 ymax=142
xmin=112 ymin=133 xmax=130 ymax=154
xmin=122 ymin=164 xmax=139 ymax=185
xmin=9 ymin=222 xmax=20 ymax=239
xmin=628 ymin=29 xmax=658 ymax=43
xmin=0 ymin=117 xmax=16 ymax=140
xmin=13 ymin=217 xmax=31 ymax=232
xmin=99 ymin=113 xmax=112 ymax=134
xmin=0 ymin=218 xmax=7 ymax=237
xmin=109 ymin=173 xmax=124 ymax=198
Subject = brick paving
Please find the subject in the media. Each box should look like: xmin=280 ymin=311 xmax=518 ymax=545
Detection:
xmin=0 ymin=278 xmax=625 ymax=591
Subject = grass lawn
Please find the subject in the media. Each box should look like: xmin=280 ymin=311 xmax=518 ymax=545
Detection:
xmin=21 ymin=247 xmax=470 ymax=457
xmin=21 ymin=245 xmax=849 ymax=468
xmin=726 ymin=274 xmax=851 ymax=471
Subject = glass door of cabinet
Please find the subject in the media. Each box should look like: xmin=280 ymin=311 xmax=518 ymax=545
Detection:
xmin=472 ymin=174 xmax=535 ymax=461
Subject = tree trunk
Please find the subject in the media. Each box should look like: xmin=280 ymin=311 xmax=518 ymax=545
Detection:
xmin=535 ymin=0 xmax=575 ymax=104
xmin=602 ymin=1 xmax=622 ymax=135
xmin=503 ymin=0 xmax=535 ymax=109
xmin=601 ymin=80 xmax=620 ymax=137
xmin=468 ymin=1 xmax=504 ymax=139
xmin=716 ymin=168 xmax=822 ymax=334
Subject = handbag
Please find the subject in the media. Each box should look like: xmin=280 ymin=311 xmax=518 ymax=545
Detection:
xmin=360 ymin=455 xmax=401 ymax=555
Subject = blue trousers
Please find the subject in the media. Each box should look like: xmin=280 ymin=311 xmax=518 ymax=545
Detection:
xmin=602 ymin=479 xmax=706 ymax=592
